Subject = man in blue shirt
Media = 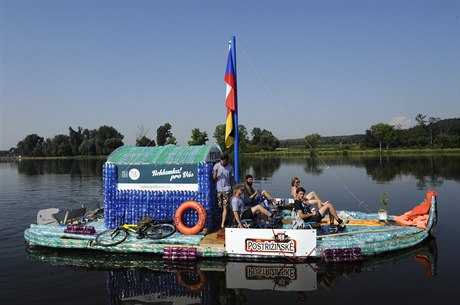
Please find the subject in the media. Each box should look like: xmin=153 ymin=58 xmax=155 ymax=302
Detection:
xmin=232 ymin=184 xmax=276 ymax=228
xmin=213 ymin=154 xmax=234 ymax=228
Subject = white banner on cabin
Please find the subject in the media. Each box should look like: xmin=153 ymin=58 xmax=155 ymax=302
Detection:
xmin=226 ymin=262 xmax=317 ymax=291
xmin=117 ymin=183 xmax=198 ymax=192
xmin=225 ymin=228 xmax=317 ymax=257
xmin=116 ymin=164 xmax=199 ymax=192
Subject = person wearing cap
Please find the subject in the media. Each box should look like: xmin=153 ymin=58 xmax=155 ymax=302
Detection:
xmin=213 ymin=154 xmax=234 ymax=229
xmin=231 ymin=183 xmax=276 ymax=228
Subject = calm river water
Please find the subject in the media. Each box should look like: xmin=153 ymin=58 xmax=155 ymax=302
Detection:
xmin=0 ymin=155 xmax=459 ymax=305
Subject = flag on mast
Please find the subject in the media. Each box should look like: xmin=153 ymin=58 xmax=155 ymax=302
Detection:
xmin=224 ymin=44 xmax=237 ymax=148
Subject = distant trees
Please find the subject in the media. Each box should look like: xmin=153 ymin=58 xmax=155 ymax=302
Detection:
xmin=49 ymin=134 xmax=73 ymax=156
xmin=365 ymin=123 xmax=396 ymax=151
xmin=363 ymin=115 xmax=459 ymax=150
xmin=156 ymin=123 xmax=176 ymax=146
xmin=16 ymin=134 xmax=45 ymax=157
xmin=250 ymin=128 xmax=279 ymax=152
xmin=136 ymin=136 xmax=155 ymax=147
xmin=9 ymin=114 xmax=460 ymax=158
xmin=69 ymin=127 xmax=84 ymax=155
xmin=94 ymin=125 xmax=124 ymax=155
xmin=135 ymin=125 xmax=155 ymax=147
xmin=411 ymin=113 xmax=441 ymax=146
xmin=188 ymin=128 xmax=208 ymax=146
xmin=15 ymin=126 xmax=124 ymax=157
xmin=237 ymin=125 xmax=251 ymax=152
xmin=213 ymin=124 xmax=279 ymax=152
xmin=213 ymin=124 xmax=226 ymax=150
xmin=304 ymin=133 xmax=321 ymax=151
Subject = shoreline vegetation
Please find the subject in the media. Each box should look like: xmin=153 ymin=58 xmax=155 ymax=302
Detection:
xmin=3 ymin=117 xmax=458 ymax=159
xmin=3 ymin=148 xmax=459 ymax=161
xmin=255 ymin=147 xmax=460 ymax=157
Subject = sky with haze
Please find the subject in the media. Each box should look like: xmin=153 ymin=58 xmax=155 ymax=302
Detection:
xmin=1 ymin=0 xmax=459 ymax=150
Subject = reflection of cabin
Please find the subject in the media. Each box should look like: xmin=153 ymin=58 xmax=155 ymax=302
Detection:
xmin=108 ymin=268 xmax=212 ymax=305
xmin=103 ymin=144 xmax=222 ymax=232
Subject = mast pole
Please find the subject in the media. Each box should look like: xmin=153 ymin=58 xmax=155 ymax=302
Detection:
xmin=231 ymin=35 xmax=239 ymax=183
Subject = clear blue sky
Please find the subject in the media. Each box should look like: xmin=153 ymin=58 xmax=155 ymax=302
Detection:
xmin=1 ymin=0 xmax=459 ymax=150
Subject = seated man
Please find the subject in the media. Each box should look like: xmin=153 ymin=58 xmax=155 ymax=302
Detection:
xmin=243 ymin=174 xmax=283 ymax=210
xmin=232 ymin=184 xmax=278 ymax=228
xmin=293 ymin=187 xmax=347 ymax=229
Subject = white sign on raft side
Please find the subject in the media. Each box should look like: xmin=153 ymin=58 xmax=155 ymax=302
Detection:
xmin=225 ymin=228 xmax=317 ymax=257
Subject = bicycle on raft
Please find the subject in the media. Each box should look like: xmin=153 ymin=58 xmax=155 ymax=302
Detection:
xmin=95 ymin=216 xmax=175 ymax=247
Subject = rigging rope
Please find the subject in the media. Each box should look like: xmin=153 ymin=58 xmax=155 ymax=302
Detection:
xmin=238 ymin=42 xmax=371 ymax=213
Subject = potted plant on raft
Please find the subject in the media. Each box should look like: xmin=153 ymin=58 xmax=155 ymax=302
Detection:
xmin=378 ymin=192 xmax=389 ymax=221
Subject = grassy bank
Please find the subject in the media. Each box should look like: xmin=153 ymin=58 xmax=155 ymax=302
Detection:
xmin=2 ymin=148 xmax=459 ymax=161
xmin=245 ymin=147 xmax=460 ymax=157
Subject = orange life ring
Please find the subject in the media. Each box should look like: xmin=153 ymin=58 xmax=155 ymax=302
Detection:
xmin=174 ymin=200 xmax=207 ymax=235
xmin=176 ymin=270 xmax=207 ymax=292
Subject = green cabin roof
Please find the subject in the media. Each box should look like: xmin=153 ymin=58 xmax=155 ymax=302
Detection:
xmin=106 ymin=144 xmax=222 ymax=165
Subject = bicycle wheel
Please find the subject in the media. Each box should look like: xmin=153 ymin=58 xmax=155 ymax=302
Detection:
xmin=95 ymin=229 xmax=128 ymax=246
xmin=144 ymin=223 xmax=175 ymax=240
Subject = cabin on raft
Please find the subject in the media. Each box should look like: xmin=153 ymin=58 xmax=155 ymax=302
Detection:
xmin=103 ymin=144 xmax=223 ymax=233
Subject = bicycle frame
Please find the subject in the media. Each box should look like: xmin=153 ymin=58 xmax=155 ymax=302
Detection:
xmin=120 ymin=223 xmax=138 ymax=234
xmin=95 ymin=216 xmax=175 ymax=247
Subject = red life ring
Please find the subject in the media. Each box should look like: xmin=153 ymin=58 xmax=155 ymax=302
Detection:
xmin=176 ymin=270 xmax=207 ymax=292
xmin=174 ymin=200 xmax=207 ymax=235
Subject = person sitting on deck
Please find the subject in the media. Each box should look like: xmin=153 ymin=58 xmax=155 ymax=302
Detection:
xmin=243 ymin=174 xmax=283 ymax=211
xmin=293 ymin=187 xmax=347 ymax=228
xmin=290 ymin=177 xmax=301 ymax=198
xmin=232 ymin=184 xmax=278 ymax=228
xmin=291 ymin=177 xmax=326 ymax=207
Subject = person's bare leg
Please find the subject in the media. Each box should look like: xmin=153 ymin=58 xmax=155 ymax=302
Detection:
xmin=318 ymin=201 xmax=341 ymax=224
xmin=308 ymin=191 xmax=327 ymax=208
xmin=261 ymin=190 xmax=273 ymax=199
xmin=252 ymin=205 xmax=272 ymax=218
xmin=221 ymin=205 xmax=227 ymax=228
xmin=261 ymin=190 xmax=281 ymax=211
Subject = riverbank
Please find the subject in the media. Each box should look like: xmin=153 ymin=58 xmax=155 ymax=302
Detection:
xmin=248 ymin=147 xmax=460 ymax=157
xmin=1 ymin=148 xmax=459 ymax=161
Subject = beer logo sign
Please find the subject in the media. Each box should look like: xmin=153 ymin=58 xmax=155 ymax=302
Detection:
xmin=128 ymin=168 xmax=140 ymax=181
xmin=245 ymin=238 xmax=296 ymax=254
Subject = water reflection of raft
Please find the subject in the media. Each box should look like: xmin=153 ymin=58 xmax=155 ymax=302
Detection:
xmin=24 ymin=190 xmax=437 ymax=260
xmin=25 ymin=237 xmax=437 ymax=304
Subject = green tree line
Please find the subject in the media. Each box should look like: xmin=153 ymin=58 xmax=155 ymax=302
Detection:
xmin=281 ymin=116 xmax=459 ymax=151
xmin=8 ymin=115 xmax=459 ymax=157
xmin=10 ymin=122 xmax=280 ymax=157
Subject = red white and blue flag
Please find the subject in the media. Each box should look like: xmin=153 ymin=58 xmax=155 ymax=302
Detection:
xmin=224 ymin=45 xmax=237 ymax=148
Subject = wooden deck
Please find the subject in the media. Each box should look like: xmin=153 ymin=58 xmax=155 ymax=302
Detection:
xmin=200 ymin=229 xmax=225 ymax=247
